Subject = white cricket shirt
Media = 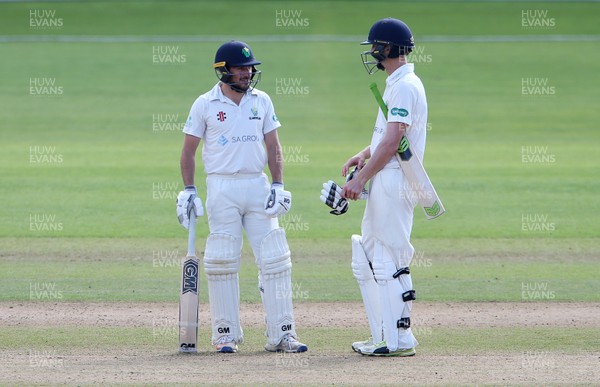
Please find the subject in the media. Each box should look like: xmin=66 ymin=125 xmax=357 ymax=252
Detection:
xmin=183 ymin=83 xmax=281 ymax=174
xmin=371 ymin=63 xmax=428 ymax=166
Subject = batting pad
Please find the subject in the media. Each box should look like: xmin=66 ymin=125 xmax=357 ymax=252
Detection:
xmin=258 ymin=228 xmax=296 ymax=345
xmin=204 ymin=233 xmax=244 ymax=344
xmin=373 ymin=242 xmax=418 ymax=352
xmin=351 ymin=235 xmax=383 ymax=343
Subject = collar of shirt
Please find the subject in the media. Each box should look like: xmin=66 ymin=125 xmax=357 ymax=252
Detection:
xmin=207 ymin=82 xmax=257 ymax=104
xmin=385 ymin=63 xmax=415 ymax=87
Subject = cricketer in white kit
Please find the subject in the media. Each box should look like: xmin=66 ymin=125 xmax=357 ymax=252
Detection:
xmin=177 ymin=40 xmax=307 ymax=354
xmin=342 ymin=18 xmax=426 ymax=357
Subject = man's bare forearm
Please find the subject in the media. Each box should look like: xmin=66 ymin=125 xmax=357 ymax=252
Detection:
xmin=180 ymin=135 xmax=200 ymax=187
xmin=181 ymin=151 xmax=195 ymax=187
xmin=265 ymin=131 xmax=283 ymax=184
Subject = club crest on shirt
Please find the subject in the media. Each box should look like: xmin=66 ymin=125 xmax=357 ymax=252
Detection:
xmin=249 ymin=106 xmax=261 ymax=120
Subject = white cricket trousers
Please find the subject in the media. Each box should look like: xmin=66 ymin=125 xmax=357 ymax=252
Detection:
xmin=205 ymin=173 xmax=279 ymax=255
xmin=361 ymin=166 xmax=416 ymax=267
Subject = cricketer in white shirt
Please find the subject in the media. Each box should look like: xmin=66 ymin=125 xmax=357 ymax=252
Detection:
xmin=340 ymin=19 xmax=425 ymax=357
xmin=177 ymin=40 xmax=306 ymax=355
xmin=183 ymin=83 xmax=281 ymax=175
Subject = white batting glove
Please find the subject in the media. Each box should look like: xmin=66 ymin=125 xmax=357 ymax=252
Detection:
xmin=320 ymin=180 xmax=349 ymax=215
xmin=176 ymin=185 xmax=204 ymax=229
xmin=264 ymin=183 xmax=292 ymax=217
xmin=346 ymin=166 xmax=369 ymax=200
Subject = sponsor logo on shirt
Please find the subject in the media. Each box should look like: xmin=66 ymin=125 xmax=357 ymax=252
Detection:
xmin=218 ymin=135 xmax=228 ymax=146
xmin=231 ymin=135 xmax=260 ymax=143
xmin=217 ymin=111 xmax=227 ymax=122
xmin=391 ymin=108 xmax=409 ymax=117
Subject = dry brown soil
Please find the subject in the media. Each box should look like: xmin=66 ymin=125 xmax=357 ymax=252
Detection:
xmin=1 ymin=302 xmax=599 ymax=386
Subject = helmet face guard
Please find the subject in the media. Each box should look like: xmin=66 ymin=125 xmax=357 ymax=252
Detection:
xmin=361 ymin=42 xmax=389 ymax=75
xmin=214 ymin=62 xmax=261 ymax=93
xmin=213 ymin=41 xmax=262 ymax=93
xmin=360 ymin=18 xmax=415 ymax=74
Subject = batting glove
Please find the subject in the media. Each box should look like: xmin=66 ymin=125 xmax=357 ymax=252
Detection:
xmin=320 ymin=180 xmax=349 ymax=215
xmin=264 ymin=183 xmax=292 ymax=217
xmin=176 ymin=185 xmax=204 ymax=229
xmin=346 ymin=166 xmax=369 ymax=200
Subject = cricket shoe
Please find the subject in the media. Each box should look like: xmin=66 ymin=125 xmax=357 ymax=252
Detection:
xmin=215 ymin=335 xmax=238 ymax=353
xmin=359 ymin=340 xmax=416 ymax=357
xmin=352 ymin=338 xmax=376 ymax=353
xmin=265 ymin=334 xmax=308 ymax=353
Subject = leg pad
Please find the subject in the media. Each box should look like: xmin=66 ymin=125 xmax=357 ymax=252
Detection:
xmin=203 ymin=233 xmax=243 ymax=344
xmin=259 ymin=228 xmax=296 ymax=345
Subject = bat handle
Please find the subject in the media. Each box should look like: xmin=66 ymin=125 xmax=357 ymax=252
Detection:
xmin=369 ymin=82 xmax=388 ymax=117
xmin=187 ymin=208 xmax=196 ymax=256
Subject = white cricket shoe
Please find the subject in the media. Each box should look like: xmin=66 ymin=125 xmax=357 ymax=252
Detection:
xmin=359 ymin=340 xmax=416 ymax=357
xmin=215 ymin=335 xmax=238 ymax=353
xmin=352 ymin=338 xmax=376 ymax=353
xmin=265 ymin=334 xmax=308 ymax=353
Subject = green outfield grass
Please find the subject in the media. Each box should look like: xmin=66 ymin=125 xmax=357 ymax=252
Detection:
xmin=1 ymin=3 xmax=599 ymax=385
xmin=1 ymin=1 xmax=599 ymax=36
xmin=1 ymin=1 xmax=599 ymax=303
xmin=1 ymin=326 xmax=598 ymax=355
xmin=1 ymin=237 xmax=598 ymax=302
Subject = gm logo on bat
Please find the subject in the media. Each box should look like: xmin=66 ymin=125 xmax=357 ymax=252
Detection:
xmin=182 ymin=259 xmax=199 ymax=294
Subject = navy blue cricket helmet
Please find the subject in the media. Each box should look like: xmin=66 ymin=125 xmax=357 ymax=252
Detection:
xmin=361 ymin=18 xmax=415 ymax=74
xmin=213 ymin=40 xmax=262 ymax=92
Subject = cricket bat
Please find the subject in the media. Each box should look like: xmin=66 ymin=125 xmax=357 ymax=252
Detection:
xmin=179 ymin=208 xmax=200 ymax=353
xmin=369 ymin=82 xmax=445 ymax=220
